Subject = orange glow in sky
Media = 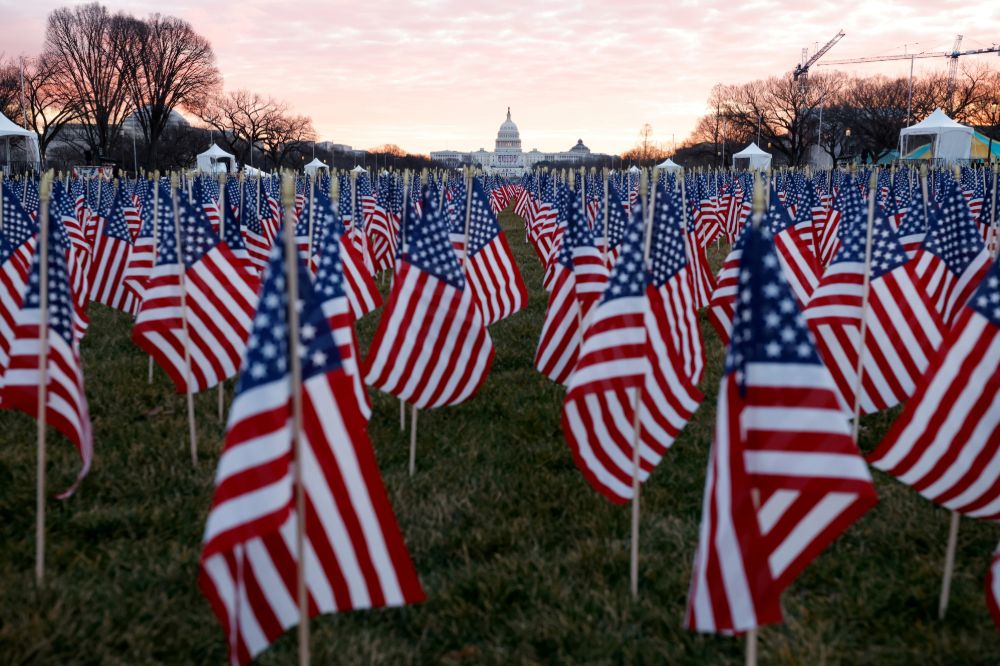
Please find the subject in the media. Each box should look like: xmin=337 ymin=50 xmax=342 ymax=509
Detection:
xmin=2 ymin=0 xmax=999 ymax=154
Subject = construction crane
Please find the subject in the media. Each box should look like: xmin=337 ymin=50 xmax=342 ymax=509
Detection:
xmin=819 ymin=35 xmax=1000 ymax=110
xmin=793 ymin=29 xmax=846 ymax=82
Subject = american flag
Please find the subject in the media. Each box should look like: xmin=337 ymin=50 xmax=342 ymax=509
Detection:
xmin=132 ymin=188 xmax=258 ymax=393
xmin=220 ymin=192 xmax=256 ymax=279
xmin=535 ymin=193 xmax=608 ymax=385
xmin=123 ymin=181 xmax=159 ymax=302
xmin=562 ymin=209 xmax=701 ymax=503
xmin=0 ymin=193 xmax=38 ymax=399
xmin=651 ymin=181 xmax=705 ymax=386
xmin=895 ymin=199 xmax=926 ymax=260
xmin=50 ymin=182 xmax=90 ymax=341
xmin=365 ymin=190 xmax=494 ymax=408
xmin=868 ymin=256 xmax=1000 ymax=519
xmin=912 ymin=178 xmax=992 ymax=326
xmin=199 ymin=238 xmax=424 ymax=665
xmin=806 ymin=206 xmax=945 ymax=414
xmin=87 ymin=185 xmax=138 ymax=315
xmin=767 ymin=190 xmax=821 ymax=307
xmin=313 ymin=188 xmax=371 ymax=421
xmin=194 ymin=177 xmax=222 ymax=236
xmin=242 ymin=179 xmax=276 ymax=272
xmin=684 ymin=188 xmax=716 ymax=311
xmin=595 ymin=181 xmax=630 ymax=268
xmin=455 ymin=178 xmax=527 ymax=326
xmin=707 ymin=226 xmax=747 ymax=347
xmin=1 ymin=215 xmax=93 ymax=498
xmin=686 ymin=222 xmax=877 ymax=634
xmin=367 ymin=175 xmax=399 ymax=273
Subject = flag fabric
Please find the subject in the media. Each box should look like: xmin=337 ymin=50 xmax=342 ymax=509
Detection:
xmin=365 ymin=191 xmax=494 ymax=408
xmin=708 ymin=228 xmax=747 ymax=347
xmin=651 ymin=182 xmax=705 ymax=386
xmin=0 ymin=193 xmax=39 ymax=389
xmin=456 ymin=179 xmax=527 ymax=326
xmin=686 ymin=223 xmax=877 ymax=634
xmin=867 ymin=256 xmax=1000 ymax=519
xmin=133 ymin=187 xmax=258 ymax=393
xmin=562 ymin=208 xmax=701 ymax=503
xmin=313 ymin=189 xmax=371 ymax=421
xmin=912 ymin=179 xmax=992 ymax=326
xmin=534 ymin=194 xmax=608 ymax=385
xmin=243 ymin=179 xmax=277 ymax=272
xmin=805 ymin=207 xmax=945 ymax=414
xmin=87 ymin=185 xmax=138 ymax=315
xmin=199 ymin=238 xmax=424 ymax=666
xmin=767 ymin=191 xmax=822 ymax=307
xmin=1 ymin=214 xmax=93 ymax=498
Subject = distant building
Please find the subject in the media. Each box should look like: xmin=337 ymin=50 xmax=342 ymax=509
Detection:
xmin=430 ymin=108 xmax=608 ymax=175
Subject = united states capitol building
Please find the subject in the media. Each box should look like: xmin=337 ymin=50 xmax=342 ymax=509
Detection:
xmin=430 ymin=108 xmax=608 ymax=176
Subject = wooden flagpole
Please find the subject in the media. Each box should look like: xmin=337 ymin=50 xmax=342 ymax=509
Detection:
xmin=35 ymin=171 xmax=52 ymax=586
xmin=149 ymin=172 xmax=160 ymax=384
xmin=217 ymin=172 xmax=227 ymax=421
xmin=170 ymin=173 xmax=198 ymax=466
xmin=409 ymin=171 xmax=436 ymax=475
xmin=602 ymin=168 xmax=610 ymax=266
xmin=409 ymin=406 xmax=418 ymax=477
xmin=1 ymin=170 xmax=5 ymax=233
xmin=399 ymin=172 xmax=410 ymax=433
xmin=937 ymin=164 xmax=968 ymax=621
xmin=280 ymin=172 xmax=310 ymax=666
xmin=629 ymin=167 xmax=657 ymax=599
xmin=920 ymin=164 xmax=930 ymax=231
xmin=850 ymin=170 xmax=879 ymax=444
xmin=989 ymin=161 xmax=998 ymax=259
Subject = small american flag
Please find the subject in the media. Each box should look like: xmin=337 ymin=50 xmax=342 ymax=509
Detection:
xmin=0 ymin=194 xmax=38 ymax=401
xmin=87 ymin=185 xmax=138 ymax=315
xmin=365 ymin=190 xmax=494 ymax=408
xmin=2 ymin=216 xmax=93 ymax=498
xmin=868 ymin=256 xmax=1000 ymax=519
xmin=686 ymin=222 xmax=876 ymax=634
xmin=199 ymin=238 xmax=424 ymax=665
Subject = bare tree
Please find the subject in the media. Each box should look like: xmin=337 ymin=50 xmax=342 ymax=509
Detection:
xmin=43 ymin=3 xmax=134 ymax=161
xmin=197 ymin=90 xmax=285 ymax=167
xmin=17 ymin=55 xmax=80 ymax=162
xmin=260 ymin=112 xmax=314 ymax=169
xmin=0 ymin=56 xmax=23 ymax=122
xmin=115 ymin=13 xmax=220 ymax=169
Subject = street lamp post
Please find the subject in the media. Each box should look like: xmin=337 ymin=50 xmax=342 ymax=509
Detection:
xmin=845 ymin=127 xmax=852 ymax=165
xmin=988 ymin=101 xmax=998 ymax=163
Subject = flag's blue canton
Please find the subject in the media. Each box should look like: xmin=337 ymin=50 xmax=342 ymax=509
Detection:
xmin=238 ymin=240 xmax=291 ymax=394
xmin=242 ymin=180 xmax=263 ymax=234
xmin=922 ymin=180 xmax=986 ymax=275
xmin=969 ymin=258 xmax=1000 ymax=326
xmin=22 ymin=178 xmax=40 ymax=216
xmin=835 ymin=177 xmax=868 ymax=237
xmin=192 ymin=178 xmax=216 ymax=207
xmin=138 ymin=180 xmax=155 ymax=231
xmin=401 ymin=193 xmax=465 ymax=290
xmin=299 ymin=258 xmax=343 ymax=381
xmin=797 ymin=182 xmax=823 ymax=225
xmin=225 ymin=177 xmax=241 ymax=211
xmin=99 ymin=179 xmax=115 ymax=217
xmin=104 ymin=188 xmax=133 ymax=242
xmin=600 ymin=210 xmax=647 ymax=304
xmin=312 ymin=188 xmax=339 ymax=235
xmin=222 ymin=196 xmax=247 ymax=251
xmin=830 ymin=208 xmax=908 ymax=278
xmin=49 ymin=184 xmax=73 ymax=253
xmin=726 ymin=225 xmax=820 ymax=386
xmin=294 ymin=194 xmax=312 ymax=236
xmin=557 ymin=191 xmax=596 ymax=271
xmin=178 ymin=194 xmax=220 ymax=268
xmin=314 ymin=210 xmax=345 ymax=303
xmin=2 ymin=185 xmax=38 ymax=247
xmin=649 ymin=183 xmax=690 ymax=288
xmin=895 ymin=198 xmax=926 ymax=237
xmin=155 ymin=186 xmax=180 ymax=266
xmin=446 ymin=179 xmax=467 ymax=230
xmin=23 ymin=223 xmax=75 ymax=344
xmin=86 ymin=179 xmax=100 ymax=211
xmin=765 ymin=189 xmax=796 ymax=233
xmin=892 ymin=172 xmax=913 ymax=210
xmin=338 ymin=175 xmax=352 ymax=221
xmin=464 ymin=180 xmax=500 ymax=255
xmin=605 ymin=183 xmax=630 ymax=247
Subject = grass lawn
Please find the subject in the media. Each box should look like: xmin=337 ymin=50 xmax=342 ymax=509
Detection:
xmin=1 ymin=206 xmax=997 ymax=664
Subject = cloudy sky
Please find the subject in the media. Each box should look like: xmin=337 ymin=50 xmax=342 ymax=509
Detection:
xmin=1 ymin=0 xmax=999 ymax=154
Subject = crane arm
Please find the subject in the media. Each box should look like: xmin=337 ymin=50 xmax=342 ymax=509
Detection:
xmin=793 ymin=30 xmax=845 ymax=80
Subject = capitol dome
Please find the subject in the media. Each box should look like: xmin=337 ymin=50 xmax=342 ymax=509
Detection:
xmin=495 ymin=107 xmax=522 ymax=151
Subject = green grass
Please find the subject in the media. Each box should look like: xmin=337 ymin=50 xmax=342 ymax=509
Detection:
xmin=1 ymin=208 xmax=997 ymax=665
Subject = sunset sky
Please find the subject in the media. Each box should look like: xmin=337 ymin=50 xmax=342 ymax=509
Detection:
xmin=1 ymin=0 xmax=999 ymax=154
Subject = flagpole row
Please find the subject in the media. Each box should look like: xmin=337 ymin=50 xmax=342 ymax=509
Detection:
xmin=409 ymin=405 xmax=418 ymax=478
xmin=281 ymin=172 xmax=310 ymax=666
xmin=850 ymin=170 xmax=879 ymax=444
xmin=170 ymin=174 xmax=198 ymax=466
xmin=35 ymin=171 xmax=52 ymax=587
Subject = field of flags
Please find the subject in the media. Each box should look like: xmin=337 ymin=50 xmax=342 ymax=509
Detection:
xmin=0 ymin=160 xmax=998 ymax=663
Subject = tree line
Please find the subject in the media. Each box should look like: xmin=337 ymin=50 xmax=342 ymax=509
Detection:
xmin=674 ymin=64 xmax=1000 ymax=167
xmin=0 ymin=2 xmax=437 ymax=173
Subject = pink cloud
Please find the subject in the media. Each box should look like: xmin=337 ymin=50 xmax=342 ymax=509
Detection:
xmin=1 ymin=0 xmax=998 ymax=154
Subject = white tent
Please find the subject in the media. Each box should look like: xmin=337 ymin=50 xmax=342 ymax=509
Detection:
xmin=627 ymin=165 xmax=641 ymax=173
xmin=304 ymin=157 xmax=328 ymax=176
xmin=732 ymin=142 xmax=772 ymax=170
xmin=656 ymin=158 xmax=683 ymax=172
xmin=0 ymin=110 xmax=41 ymax=171
xmin=899 ymin=108 xmax=973 ymax=162
xmin=351 ymin=165 xmax=367 ymax=173
xmin=242 ymin=165 xmax=268 ymax=177
xmin=196 ymin=143 xmax=235 ymax=174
